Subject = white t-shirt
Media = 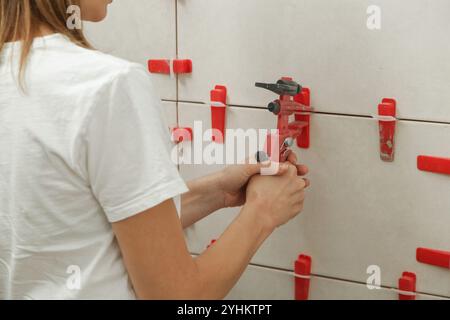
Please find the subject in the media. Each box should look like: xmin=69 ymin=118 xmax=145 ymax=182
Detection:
xmin=0 ymin=33 xmax=189 ymax=299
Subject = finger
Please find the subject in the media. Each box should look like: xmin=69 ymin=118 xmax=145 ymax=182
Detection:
xmin=244 ymin=153 xmax=271 ymax=177
xmin=252 ymin=151 xmax=299 ymax=176
xmin=303 ymin=178 xmax=311 ymax=188
xmin=244 ymin=163 xmax=265 ymax=177
xmin=296 ymin=177 xmax=307 ymax=189
xmin=286 ymin=150 xmax=298 ymax=165
xmin=274 ymin=162 xmax=290 ymax=176
xmin=296 ymin=164 xmax=309 ymax=176
xmin=245 ymin=160 xmax=291 ymax=177
xmin=286 ymin=164 xmax=298 ymax=177
xmin=284 ymin=151 xmax=308 ymax=176
xmin=288 ymin=178 xmax=309 ymax=193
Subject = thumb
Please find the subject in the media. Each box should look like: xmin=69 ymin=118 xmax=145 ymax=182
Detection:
xmin=245 ymin=160 xmax=289 ymax=177
xmin=244 ymin=151 xmax=271 ymax=176
xmin=244 ymin=162 xmax=266 ymax=177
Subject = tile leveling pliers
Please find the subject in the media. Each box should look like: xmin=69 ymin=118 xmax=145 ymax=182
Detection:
xmin=255 ymin=78 xmax=311 ymax=162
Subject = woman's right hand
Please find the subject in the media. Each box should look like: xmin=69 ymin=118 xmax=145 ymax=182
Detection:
xmin=245 ymin=163 xmax=307 ymax=231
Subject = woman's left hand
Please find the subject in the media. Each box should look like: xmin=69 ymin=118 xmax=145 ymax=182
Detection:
xmin=218 ymin=151 xmax=310 ymax=208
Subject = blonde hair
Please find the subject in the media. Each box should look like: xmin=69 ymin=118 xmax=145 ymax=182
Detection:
xmin=0 ymin=0 xmax=92 ymax=83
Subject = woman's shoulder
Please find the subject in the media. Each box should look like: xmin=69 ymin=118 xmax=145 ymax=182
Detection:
xmin=23 ymin=34 xmax=156 ymax=111
xmin=38 ymin=34 xmax=148 ymax=88
xmin=69 ymin=43 xmax=144 ymax=80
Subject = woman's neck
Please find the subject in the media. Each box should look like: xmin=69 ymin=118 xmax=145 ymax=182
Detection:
xmin=36 ymin=24 xmax=56 ymax=37
xmin=8 ymin=24 xmax=55 ymax=42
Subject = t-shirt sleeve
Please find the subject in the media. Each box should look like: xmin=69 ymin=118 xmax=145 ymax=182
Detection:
xmin=80 ymin=64 xmax=188 ymax=223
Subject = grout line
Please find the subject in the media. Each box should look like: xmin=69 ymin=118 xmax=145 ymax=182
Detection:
xmin=247 ymin=261 xmax=385 ymax=288
xmin=163 ymin=100 xmax=450 ymax=126
xmin=248 ymin=263 xmax=450 ymax=299
xmin=397 ymin=117 xmax=450 ymax=126
xmin=163 ymin=99 xmax=206 ymax=105
xmin=175 ymin=0 xmax=178 ymax=59
xmin=190 ymin=253 xmax=449 ymax=299
xmin=174 ymin=0 xmax=180 ymax=171
xmin=174 ymin=0 xmax=180 ymax=126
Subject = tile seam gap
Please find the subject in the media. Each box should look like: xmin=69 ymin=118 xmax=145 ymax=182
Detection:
xmin=171 ymin=101 xmax=450 ymax=125
xmin=190 ymin=252 xmax=449 ymax=299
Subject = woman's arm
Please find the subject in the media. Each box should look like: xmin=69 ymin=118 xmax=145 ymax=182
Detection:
xmin=113 ymin=164 xmax=306 ymax=299
xmin=181 ymin=154 xmax=309 ymax=229
xmin=180 ymin=171 xmax=225 ymax=229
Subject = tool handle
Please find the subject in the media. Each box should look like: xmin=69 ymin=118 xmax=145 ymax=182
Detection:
xmin=255 ymin=79 xmax=302 ymax=96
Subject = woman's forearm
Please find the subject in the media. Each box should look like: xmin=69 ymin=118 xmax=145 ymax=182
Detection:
xmin=120 ymin=165 xmax=303 ymax=300
xmin=180 ymin=172 xmax=225 ymax=228
xmin=190 ymin=202 xmax=273 ymax=299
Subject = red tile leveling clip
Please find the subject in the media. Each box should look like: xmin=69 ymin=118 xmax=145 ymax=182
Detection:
xmin=294 ymin=254 xmax=312 ymax=300
xmin=210 ymin=85 xmax=227 ymax=143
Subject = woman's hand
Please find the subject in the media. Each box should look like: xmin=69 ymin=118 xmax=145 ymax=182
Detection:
xmin=181 ymin=151 xmax=309 ymax=229
xmin=218 ymin=151 xmax=309 ymax=208
xmin=245 ymin=163 xmax=307 ymax=231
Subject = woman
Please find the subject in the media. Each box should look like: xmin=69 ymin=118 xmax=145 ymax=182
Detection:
xmin=0 ymin=0 xmax=308 ymax=299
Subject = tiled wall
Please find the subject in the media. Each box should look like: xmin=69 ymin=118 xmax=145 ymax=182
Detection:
xmin=86 ymin=0 xmax=450 ymax=300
